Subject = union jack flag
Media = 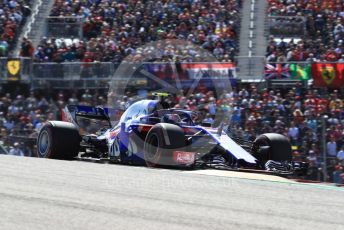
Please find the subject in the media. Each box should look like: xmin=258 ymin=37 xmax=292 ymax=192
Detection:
xmin=265 ymin=63 xmax=291 ymax=79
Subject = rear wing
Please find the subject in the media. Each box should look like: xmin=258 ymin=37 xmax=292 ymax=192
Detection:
xmin=62 ymin=105 xmax=124 ymax=129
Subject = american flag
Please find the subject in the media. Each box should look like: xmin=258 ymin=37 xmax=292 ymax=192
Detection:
xmin=265 ymin=63 xmax=290 ymax=79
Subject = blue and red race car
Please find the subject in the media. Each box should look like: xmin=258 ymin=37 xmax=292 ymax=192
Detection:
xmin=37 ymin=96 xmax=307 ymax=175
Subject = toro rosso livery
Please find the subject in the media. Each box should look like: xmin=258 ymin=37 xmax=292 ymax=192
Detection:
xmin=37 ymin=98 xmax=307 ymax=174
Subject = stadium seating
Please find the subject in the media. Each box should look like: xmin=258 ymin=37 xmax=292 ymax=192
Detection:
xmin=33 ymin=0 xmax=241 ymax=62
xmin=266 ymin=0 xmax=344 ymax=62
xmin=0 ymin=0 xmax=32 ymax=57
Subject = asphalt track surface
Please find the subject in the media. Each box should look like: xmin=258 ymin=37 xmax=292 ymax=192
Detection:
xmin=0 ymin=155 xmax=343 ymax=230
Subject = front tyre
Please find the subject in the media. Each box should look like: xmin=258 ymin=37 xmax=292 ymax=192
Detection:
xmin=143 ymin=123 xmax=186 ymax=167
xmin=252 ymin=133 xmax=292 ymax=166
xmin=37 ymin=121 xmax=81 ymax=160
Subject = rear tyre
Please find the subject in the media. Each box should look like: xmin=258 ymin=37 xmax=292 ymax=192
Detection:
xmin=143 ymin=123 xmax=186 ymax=167
xmin=252 ymin=133 xmax=292 ymax=165
xmin=37 ymin=121 xmax=81 ymax=160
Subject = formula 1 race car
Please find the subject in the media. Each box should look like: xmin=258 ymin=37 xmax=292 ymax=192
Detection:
xmin=37 ymin=96 xmax=308 ymax=175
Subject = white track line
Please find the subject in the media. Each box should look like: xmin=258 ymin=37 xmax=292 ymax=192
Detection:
xmin=184 ymin=170 xmax=294 ymax=183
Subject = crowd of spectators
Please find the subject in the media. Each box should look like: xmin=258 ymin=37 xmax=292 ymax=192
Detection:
xmin=20 ymin=0 xmax=344 ymax=63
xmin=29 ymin=0 xmax=240 ymax=63
xmin=1 ymin=83 xmax=344 ymax=183
xmin=225 ymin=83 xmax=344 ymax=182
xmin=2 ymin=0 xmax=344 ymax=185
xmin=266 ymin=0 xmax=344 ymax=63
xmin=169 ymin=83 xmax=344 ymax=183
xmin=0 ymin=88 xmax=107 ymax=156
xmin=0 ymin=0 xmax=31 ymax=57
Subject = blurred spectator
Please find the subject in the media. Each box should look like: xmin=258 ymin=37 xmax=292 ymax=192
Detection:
xmin=9 ymin=142 xmax=24 ymax=156
xmin=20 ymin=37 xmax=34 ymax=57
xmin=202 ymin=113 xmax=214 ymax=125
xmin=288 ymin=121 xmax=299 ymax=145
xmin=333 ymin=164 xmax=343 ymax=184
xmin=327 ymin=136 xmax=337 ymax=157
xmin=337 ymin=146 xmax=344 ymax=161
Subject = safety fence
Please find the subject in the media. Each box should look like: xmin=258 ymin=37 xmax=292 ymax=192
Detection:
xmin=46 ymin=16 xmax=83 ymax=38
xmin=235 ymin=56 xmax=266 ymax=80
xmin=32 ymin=62 xmax=114 ymax=88
xmin=1 ymin=59 xmax=239 ymax=89
xmin=2 ymin=57 xmax=344 ymax=88
xmin=268 ymin=16 xmax=306 ymax=37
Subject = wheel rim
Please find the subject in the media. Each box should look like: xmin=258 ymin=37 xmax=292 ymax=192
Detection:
xmin=146 ymin=133 xmax=160 ymax=161
xmin=38 ymin=130 xmax=50 ymax=157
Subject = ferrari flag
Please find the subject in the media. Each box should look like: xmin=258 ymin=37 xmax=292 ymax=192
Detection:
xmin=7 ymin=58 xmax=21 ymax=81
xmin=312 ymin=63 xmax=344 ymax=88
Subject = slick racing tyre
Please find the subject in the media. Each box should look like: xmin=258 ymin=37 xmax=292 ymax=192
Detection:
xmin=37 ymin=121 xmax=81 ymax=160
xmin=143 ymin=123 xmax=186 ymax=167
xmin=252 ymin=133 xmax=292 ymax=165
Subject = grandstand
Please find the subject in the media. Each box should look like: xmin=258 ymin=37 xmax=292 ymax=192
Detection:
xmin=266 ymin=0 xmax=344 ymax=62
xmin=0 ymin=0 xmax=32 ymax=57
xmin=1 ymin=0 xmax=344 ymax=183
xmin=33 ymin=0 xmax=241 ymax=63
